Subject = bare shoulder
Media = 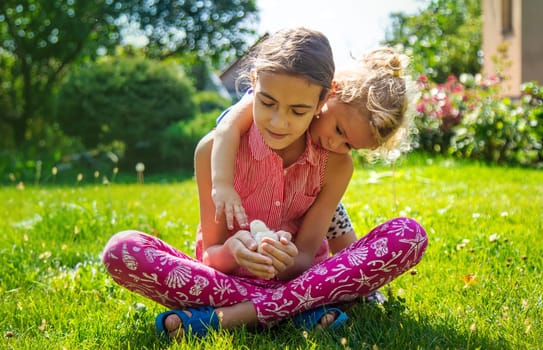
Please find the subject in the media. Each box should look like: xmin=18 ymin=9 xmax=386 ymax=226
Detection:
xmin=195 ymin=131 xmax=215 ymax=157
xmin=326 ymin=152 xmax=353 ymax=175
xmin=322 ymin=152 xmax=353 ymax=190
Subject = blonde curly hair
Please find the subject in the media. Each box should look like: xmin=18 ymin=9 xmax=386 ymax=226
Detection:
xmin=334 ymin=47 xmax=416 ymax=162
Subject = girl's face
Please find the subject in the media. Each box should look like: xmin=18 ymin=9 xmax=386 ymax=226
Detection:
xmin=252 ymin=71 xmax=325 ymax=152
xmin=309 ymin=96 xmax=378 ymax=154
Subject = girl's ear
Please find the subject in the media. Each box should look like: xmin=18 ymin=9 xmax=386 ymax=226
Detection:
xmin=315 ymin=81 xmax=337 ymax=115
xmin=315 ymin=98 xmax=327 ymax=116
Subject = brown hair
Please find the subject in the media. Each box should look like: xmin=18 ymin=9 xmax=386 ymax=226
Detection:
xmin=334 ymin=47 xmax=414 ymax=160
xmin=240 ymin=27 xmax=335 ymax=101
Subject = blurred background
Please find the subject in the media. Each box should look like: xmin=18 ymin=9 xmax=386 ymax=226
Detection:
xmin=1 ymin=0 xmax=541 ymax=185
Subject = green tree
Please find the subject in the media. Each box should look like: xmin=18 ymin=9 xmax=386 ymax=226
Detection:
xmin=0 ymin=0 xmax=258 ymax=148
xmin=125 ymin=0 xmax=258 ymax=67
xmin=56 ymin=56 xmax=196 ymax=170
xmin=384 ymin=0 xmax=481 ymax=82
xmin=0 ymin=51 xmax=18 ymax=150
xmin=0 ymin=0 xmax=127 ymax=146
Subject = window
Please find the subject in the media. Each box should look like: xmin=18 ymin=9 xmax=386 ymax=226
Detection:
xmin=502 ymin=0 xmax=513 ymax=35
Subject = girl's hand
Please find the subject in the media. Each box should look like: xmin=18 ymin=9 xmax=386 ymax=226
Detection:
xmin=212 ymin=185 xmax=249 ymax=230
xmin=259 ymin=230 xmax=298 ymax=275
xmin=228 ymin=230 xmax=275 ymax=279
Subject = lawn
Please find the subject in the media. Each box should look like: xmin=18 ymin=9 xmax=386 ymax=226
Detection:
xmin=1 ymin=156 xmax=542 ymax=349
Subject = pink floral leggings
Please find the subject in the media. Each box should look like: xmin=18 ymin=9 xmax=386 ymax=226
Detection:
xmin=102 ymin=217 xmax=427 ymax=326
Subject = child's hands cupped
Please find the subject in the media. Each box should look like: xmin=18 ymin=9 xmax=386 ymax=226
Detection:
xmin=259 ymin=230 xmax=298 ymax=274
xmin=229 ymin=230 xmax=275 ymax=279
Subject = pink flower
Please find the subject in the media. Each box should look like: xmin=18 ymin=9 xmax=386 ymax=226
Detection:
xmin=446 ymin=75 xmax=457 ymax=83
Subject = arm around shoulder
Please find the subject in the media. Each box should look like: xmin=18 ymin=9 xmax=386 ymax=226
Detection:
xmin=211 ymin=94 xmax=254 ymax=228
xmin=211 ymin=93 xmax=254 ymax=185
xmin=194 ymin=131 xmax=239 ymax=274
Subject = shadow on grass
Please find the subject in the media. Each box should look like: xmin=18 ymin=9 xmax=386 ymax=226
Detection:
xmin=345 ymin=297 xmax=509 ymax=350
xmin=108 ymin=296 xmax=512 ymax=350
xmin=265 ymin=296 xmax=512 ymax=350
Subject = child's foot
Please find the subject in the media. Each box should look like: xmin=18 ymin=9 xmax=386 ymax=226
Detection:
xmin=293 ymin=306 xmax=348 ymax=331
xmin=316 ymin=310 xmax=341 ymax=329
xmin=163 ymin=313 xmax=184 ymax=340
xmin=155 ymin=306 xmax=219 ymax=341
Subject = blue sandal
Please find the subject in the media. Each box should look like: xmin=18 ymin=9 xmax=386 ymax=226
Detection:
xmin=155 ymin=305 xmax=219 ymax=340
xmin=292 ymin=306 xmax=348 ymax=330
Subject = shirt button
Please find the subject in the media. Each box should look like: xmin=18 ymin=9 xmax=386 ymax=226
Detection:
xmin=275 ymin=200 xmax=281 ymax=206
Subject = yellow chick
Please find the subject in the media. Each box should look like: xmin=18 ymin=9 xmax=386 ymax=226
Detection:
xmin=250 ymin=219 xmax=278 ymax=253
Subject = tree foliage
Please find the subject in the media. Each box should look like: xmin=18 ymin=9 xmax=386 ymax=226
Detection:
xmin=0 ymin=0 xmax=258 ymax=148
xmin=56 ymin=56 xmax=196 ymax=169
xmin=384 ymin=0 xmax=482 ymax=83
xmin=161 ymin=91 xmax=232 ymax=170
xmin=0 ymin=0 xmax=127 ymax=145
xmin=125 ymin=0 xmax=258 ymax=66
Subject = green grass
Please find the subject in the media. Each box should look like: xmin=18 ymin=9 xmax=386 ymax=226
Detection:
xmin=1 ymin=156 xmax=542 ymax=349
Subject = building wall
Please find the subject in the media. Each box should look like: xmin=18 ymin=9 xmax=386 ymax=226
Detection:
xmin=483 ymin=0 xmax=543 ymax=96
xmin=521 ymin=1 xmax=543 ymax=85
xmin=482 ymin=0 xmax=522 ymax=96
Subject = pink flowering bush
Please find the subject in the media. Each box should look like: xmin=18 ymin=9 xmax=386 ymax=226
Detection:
xmin=415 ymin=74 xmax=543 ymax=167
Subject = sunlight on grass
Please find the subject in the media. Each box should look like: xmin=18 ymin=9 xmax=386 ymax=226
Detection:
xmin=1 ymin=158 xmax=541 ymax=349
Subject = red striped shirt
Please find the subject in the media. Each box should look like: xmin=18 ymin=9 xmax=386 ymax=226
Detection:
xmin=233 ymin=123 xmax=327 ymax=233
